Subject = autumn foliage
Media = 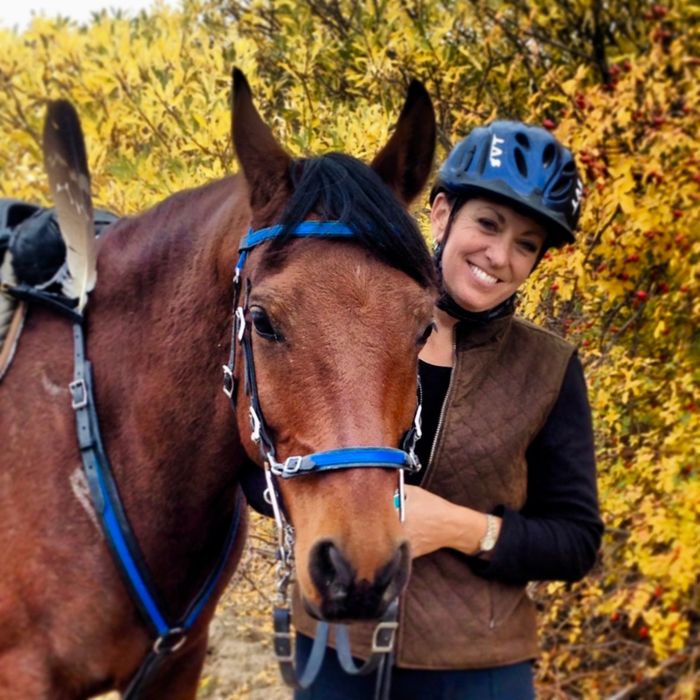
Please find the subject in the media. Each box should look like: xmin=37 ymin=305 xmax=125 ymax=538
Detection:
xmin=0 ymin=1 xmax=697 ymax=697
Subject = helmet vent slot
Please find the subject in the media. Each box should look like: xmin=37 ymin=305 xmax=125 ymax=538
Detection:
xmin=550 ymin=176 xmax=570 ymax=199
xmin=514 ymin=148 xmax=528 ymax=177
xmin=562 ymin=161 xmax=576 ymax=174
xmin=461 ymin=146 xmax=475 ymax=172
xmin=542 ymin=143 xmax=556 ymax=168
xmin=515 ymin=132 xmax=530 ymax=149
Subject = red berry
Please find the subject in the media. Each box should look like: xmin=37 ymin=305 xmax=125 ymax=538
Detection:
xmin=550 ymin=282 xmax=559 ymax=292
xmin=673 ymin=209 xmax=683 ymax=219
xmin=610 ymin=611 xmax=620 ymax=622
xmin=626 ymin=254 xmax=641 ymax=263
xmin=635 ymin=290 xmax=649 ymax=301
xmin=652 ymin=4 xmax=668 ymax=18
xmin=658 ymin=282 xmax=669 ymax=294
xmin=639 ymin=626 xmax=650 ymax=638
xmin=543 ymin=118 xmax=556 ymax=130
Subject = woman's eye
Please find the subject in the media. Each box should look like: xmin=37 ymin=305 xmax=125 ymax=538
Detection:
xmin=417 ymin=322 xmax=436 ymax=346
xmin=250 ymin=308 xmax=284 ymax=342
xmin=478 ymin=217 xmax=498 ymax=231
xmin=518 ymin=240 xmax=539 ymax=254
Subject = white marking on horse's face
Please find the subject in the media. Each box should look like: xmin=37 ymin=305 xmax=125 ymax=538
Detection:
xmin=41 ymin=371 xmax=67 ymax=397
xmin=69 ymin=467 xmax=102 ymax=536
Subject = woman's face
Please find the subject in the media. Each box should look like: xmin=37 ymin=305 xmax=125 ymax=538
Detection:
xmin=431 ymin=194 xmax=547 ymax=312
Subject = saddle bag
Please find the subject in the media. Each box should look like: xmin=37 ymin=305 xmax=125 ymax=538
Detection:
xmin=1 ymin=200 xmax=118 ymax=288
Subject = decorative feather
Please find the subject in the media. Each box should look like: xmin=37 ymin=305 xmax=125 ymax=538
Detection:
xmin=42 ymin=100 xmax=96 ymax=312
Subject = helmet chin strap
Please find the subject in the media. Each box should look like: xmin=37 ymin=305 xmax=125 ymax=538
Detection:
xmin=436 ymin=290 xmax=515 ymax=324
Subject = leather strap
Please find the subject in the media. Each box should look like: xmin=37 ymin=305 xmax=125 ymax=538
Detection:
xmin=70 ymin=322 xmax=244 ymax=699
xmin=239 ymin=221 xmax=356 ymax=251
xmin=271 ymin=601 xmax=399 ymax=696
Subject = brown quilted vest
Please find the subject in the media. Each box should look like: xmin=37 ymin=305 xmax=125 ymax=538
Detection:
xmin=293 ymin=314 xmax=575 ymax=669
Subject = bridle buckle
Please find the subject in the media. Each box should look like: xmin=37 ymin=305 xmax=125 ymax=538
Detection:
xmin=249 ymin=406 xmax=262 ymax=444
xmin=222 ymin=365 xmax=234 ymax=398
xmin=69 ymin=379 xmax=88 ymax=410
xmin=282 ymin=455 xmax=303 ymax=476
xmin=371 ymin=619 xmax=399 ymax=654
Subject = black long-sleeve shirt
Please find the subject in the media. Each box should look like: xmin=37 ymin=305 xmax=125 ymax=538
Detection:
xmin=416 ymin=353 xmax=603 ymax=585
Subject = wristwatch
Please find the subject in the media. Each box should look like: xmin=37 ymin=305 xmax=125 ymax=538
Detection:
xmin=476 ymin=514 xmax=499 ymax=556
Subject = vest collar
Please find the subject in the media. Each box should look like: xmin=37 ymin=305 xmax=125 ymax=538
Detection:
xmin=454 ymin=308 xmax=514 ymax=350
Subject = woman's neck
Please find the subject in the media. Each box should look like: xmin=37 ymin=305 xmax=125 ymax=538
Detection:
xmin=419 ymin=307 xmax=457 ymax=367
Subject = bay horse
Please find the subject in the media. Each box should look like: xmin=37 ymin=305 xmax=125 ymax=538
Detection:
xmin=0 ymin=70 xmax=437 ymax=698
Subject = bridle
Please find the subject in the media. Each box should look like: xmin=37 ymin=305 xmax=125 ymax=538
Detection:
xmin=222 ymin=220 xmax=424 ymax=695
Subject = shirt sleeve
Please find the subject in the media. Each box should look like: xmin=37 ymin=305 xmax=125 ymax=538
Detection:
xmin=469 ymin=353 xmax=604 ymax=584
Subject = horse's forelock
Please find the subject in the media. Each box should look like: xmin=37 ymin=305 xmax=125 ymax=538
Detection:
xmin=265 ymin=154 xmax=436 ymax=290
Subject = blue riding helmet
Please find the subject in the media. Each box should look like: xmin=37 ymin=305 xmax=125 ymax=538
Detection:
xmin=432 ymin=121 xmax=583 ymax=246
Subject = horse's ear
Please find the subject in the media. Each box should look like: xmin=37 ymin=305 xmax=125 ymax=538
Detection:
xmin=370 ymin=80 xmax=436 ymax=207
xmin=231 ymin=68 xmax=292 ymax=212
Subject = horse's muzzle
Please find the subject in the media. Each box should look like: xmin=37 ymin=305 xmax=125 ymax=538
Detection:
xmin=306 ymin=539 xmax=410 ymax=622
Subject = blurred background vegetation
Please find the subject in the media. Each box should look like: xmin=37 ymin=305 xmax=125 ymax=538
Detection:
xmin=1 ymin=1 xmax=698 ymax=697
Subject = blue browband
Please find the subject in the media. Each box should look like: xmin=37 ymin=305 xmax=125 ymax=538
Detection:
xmin=240 ymin=220 xmax=356 ymax=250
xmin=234 ymin=221 xmax=356 ymax=284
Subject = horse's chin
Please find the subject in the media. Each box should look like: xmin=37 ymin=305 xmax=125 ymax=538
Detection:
xmin=300 ymin=588 xmax=398 ymax=623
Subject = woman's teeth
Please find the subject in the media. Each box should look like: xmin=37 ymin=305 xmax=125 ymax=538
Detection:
xmin=469 ymin=263 xmax=499 ymax=285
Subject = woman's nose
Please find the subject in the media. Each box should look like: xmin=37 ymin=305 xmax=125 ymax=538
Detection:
xmin=485 ymin=236 xmax=510 ymax=269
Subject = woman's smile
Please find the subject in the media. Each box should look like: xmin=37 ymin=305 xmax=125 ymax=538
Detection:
xmin=467 ymin=261 xmax=501 ymax=286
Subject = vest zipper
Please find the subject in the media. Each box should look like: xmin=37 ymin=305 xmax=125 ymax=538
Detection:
xmin=423 ymin=327 xmax=457 ymax=482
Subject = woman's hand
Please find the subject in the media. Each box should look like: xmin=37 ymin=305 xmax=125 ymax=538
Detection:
xmin=401 ymin=485 xmax=501 ymax=559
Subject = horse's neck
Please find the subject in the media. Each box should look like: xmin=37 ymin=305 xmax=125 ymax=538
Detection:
xmin=87 ymin=176 xmax=248 ymax=605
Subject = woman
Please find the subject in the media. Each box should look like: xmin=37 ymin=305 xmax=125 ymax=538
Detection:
xmin=293 ymin=121 xmax=603 ymax=699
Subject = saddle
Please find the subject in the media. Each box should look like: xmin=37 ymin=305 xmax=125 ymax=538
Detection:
xmin=0 ymin=198 xmax=117 ymax=381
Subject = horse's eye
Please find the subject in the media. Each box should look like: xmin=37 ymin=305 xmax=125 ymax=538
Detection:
xmin=250 ymin=307 xmax=284 ymax=342
xmin=417 ymin=322 xmax=435 ymax=346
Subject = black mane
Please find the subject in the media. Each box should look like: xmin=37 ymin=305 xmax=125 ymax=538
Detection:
xmin=273 ymin=153 xmax=436 ymax=288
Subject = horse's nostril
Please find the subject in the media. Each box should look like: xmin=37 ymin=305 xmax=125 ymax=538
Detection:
xmin=375 ymin=545 xmax=404 ymax=590
xmin=310 ymin=540 xmax=356 ymax=601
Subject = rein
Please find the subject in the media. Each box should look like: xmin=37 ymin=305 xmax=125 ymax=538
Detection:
xmin=223 ymin=220 xmax=424 ymax=697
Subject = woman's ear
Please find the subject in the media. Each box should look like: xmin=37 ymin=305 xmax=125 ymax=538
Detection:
xmin=430 ymin=192 xmax=452 ymax=246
